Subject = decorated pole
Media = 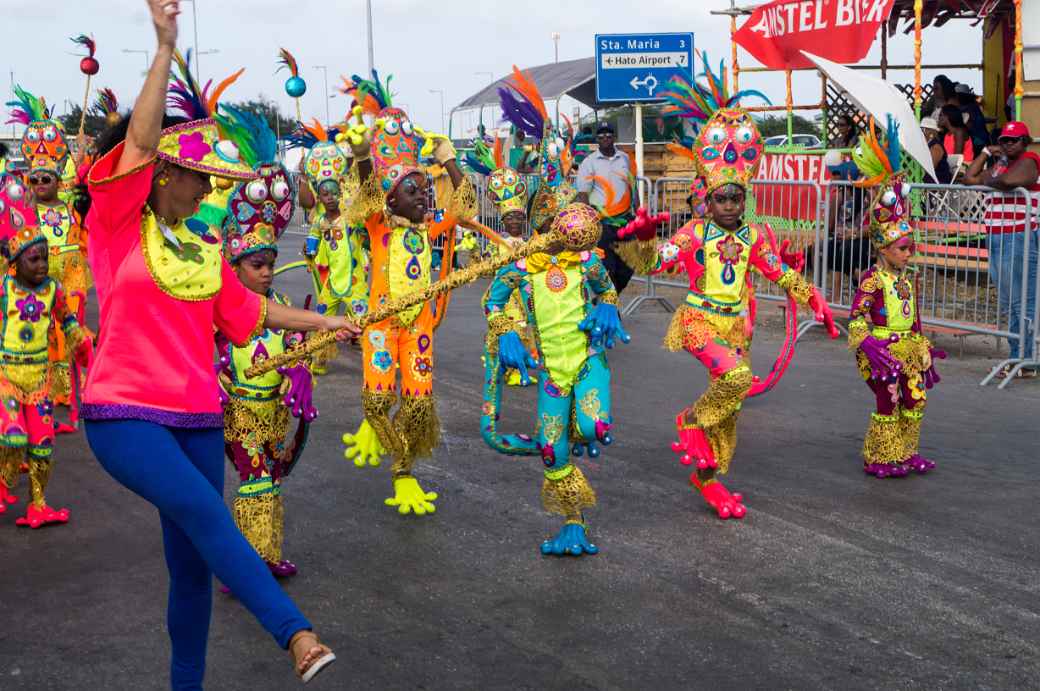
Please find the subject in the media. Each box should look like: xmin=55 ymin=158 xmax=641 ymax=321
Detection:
xmin=71 ymin=35 xmax=99 ymax=140
xmin=278 ymin=48 xmax=307 ymax=123
xmin=913 ymin=0 xmax=923 ymax=117
xmin=1014 ymin=0 xmax=1023 ymax=120
xmin=245 ymin=204 xmax=604 ymax=378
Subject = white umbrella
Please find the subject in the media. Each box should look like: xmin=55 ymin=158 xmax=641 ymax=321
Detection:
xmin=801 ymin=51 xmax=937 ymax=182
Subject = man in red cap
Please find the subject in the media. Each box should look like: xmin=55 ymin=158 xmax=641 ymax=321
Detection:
xmin=965 ymin=121 xmax=1040 ymax=376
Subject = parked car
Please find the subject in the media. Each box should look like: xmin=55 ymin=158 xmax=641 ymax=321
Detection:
xmin=763 ymin=134 xmax=823 ymax=149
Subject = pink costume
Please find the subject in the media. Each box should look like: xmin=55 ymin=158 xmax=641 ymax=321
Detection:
xmin=83 ymin=142 xmax=265 ymax=426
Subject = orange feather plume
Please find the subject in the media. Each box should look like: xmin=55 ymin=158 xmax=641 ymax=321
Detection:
xmin=302 ymin=118 xmax=328 ymax=142
xmin=492 ymin=135 xmax=504 ymax=169
xmin=206 ymin=68 xmax=245 ymax=115
xmin=506 ymin=65 xmax=547 ymax=120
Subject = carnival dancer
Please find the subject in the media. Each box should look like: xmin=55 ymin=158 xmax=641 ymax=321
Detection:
xmin=481 ymin=203 xmax=628 ymax=555
xmin=217 ymin=105 xmax=316 ymax=575
xmin=617 ymin=61 xmax=838 ymax=520
xmin=6 ymin=86 xmax=92 ymax=430
xmin=298 ymin=122 xmax=368 ymax=320
xmin=81 ymin=2 xmax=348 ymax=684
xmin=337 ymin=71 xmax=477 ymax=515
xmin=847 ymin=118 xmax=945 ymax=478
xmin=465 ymin=134 xmax=536 ymax=386
xmin=0 ymin=178 xmax=91 ymax=527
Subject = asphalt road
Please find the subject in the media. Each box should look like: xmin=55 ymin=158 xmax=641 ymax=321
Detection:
xmin=3 ymin=230 xmax=1039 ymax=691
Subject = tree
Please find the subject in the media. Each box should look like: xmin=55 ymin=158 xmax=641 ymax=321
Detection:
xmin=221 ymin=96 xmax=297 ymax=138
xmin=754 ymin=113 xmax=821 ymax=139
xmin=57 ymin=106 xmax=109 ymax=139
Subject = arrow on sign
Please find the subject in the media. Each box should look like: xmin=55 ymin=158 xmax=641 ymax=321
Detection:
xmin=629 ymin=74 xmax=659 ymax=95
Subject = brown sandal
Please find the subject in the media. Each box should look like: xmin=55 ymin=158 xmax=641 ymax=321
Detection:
xmin=289 ymin=630 xmax=336 ymax=684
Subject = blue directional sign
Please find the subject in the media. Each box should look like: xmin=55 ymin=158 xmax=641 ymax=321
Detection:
xmin=595 ymin=32 xmax=694 ymax=103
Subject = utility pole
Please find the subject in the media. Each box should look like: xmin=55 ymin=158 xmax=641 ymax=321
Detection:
xmin=315 ymin=66 xmax=330 ymax=128
xmin=365 ymin=0 xmax=375 ymax=74
xmin=552 ymin=32 xmax=560 ymax=63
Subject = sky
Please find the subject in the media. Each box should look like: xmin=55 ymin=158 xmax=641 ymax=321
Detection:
xmin=1 ymin=0 xmax=984 ymax=141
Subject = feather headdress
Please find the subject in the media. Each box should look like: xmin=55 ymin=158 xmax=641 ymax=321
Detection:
xmin=340 ymin=70 xmax=393 ymax=116
xmin=213 ymin=104 xmax=279 ymax=168
xmin=852 ymin=116 xmax=913 ymax=248
xmin=167 ymin=49 xmax=244 ymax=120
xmin=464 ymin=125 xmax=504 ymax=176
xmin=71 ymin=34 xmax=96 ymax=59
xmin=5 ymin=85 xmax=50 ymax=125
xmin=497 ymin=65 xmax=546 ymax=140
xmin=660 ymin=53 xmax=769 ymax=193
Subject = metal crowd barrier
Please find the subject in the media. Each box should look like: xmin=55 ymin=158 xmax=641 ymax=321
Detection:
xmin=618 ymin=177 xmax=1040 ymax=389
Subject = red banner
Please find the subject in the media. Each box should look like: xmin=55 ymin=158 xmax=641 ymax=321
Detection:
xmin=733 ymin=0 xmax=895 ymax=70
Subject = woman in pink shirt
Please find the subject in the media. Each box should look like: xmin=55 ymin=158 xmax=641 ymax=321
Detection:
xmin=82 ymin=2 xmax=354 ymax=686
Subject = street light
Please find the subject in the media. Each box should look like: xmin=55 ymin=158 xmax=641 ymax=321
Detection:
xmin=181 ymin=0 xmax=202 ymax=84
xmin=122 ymin=48 xmax=150 ymax=75
xmin=314 ymin=65 xmax=330 ymax=128
xmin=551 ymin=32 xmax=561 ymax=63
xmin=364 ymin=0 xmax=375 ymax=75
xmin=429 ymin=89 xmax=445 ymax=134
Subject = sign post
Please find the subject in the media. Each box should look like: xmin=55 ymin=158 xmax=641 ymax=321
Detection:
xmin=594 ymin=31 xmax=695 ymax=203
xmin=596 ymin=32 xmax=692 ymax=316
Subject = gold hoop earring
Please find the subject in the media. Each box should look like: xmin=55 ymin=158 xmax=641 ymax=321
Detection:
xmin=157 ymin=177 xmax=169 ymax=187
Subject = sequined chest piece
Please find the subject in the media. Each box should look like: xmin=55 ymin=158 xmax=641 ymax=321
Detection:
xmin=879 ymin=270 xmax=915 ymax=328
xmin=387 ymin=224 xmax=431 ymax=326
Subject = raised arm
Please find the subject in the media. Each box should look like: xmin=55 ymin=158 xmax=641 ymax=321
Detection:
xmin=114 ymin=0 xmax=180 ymax=177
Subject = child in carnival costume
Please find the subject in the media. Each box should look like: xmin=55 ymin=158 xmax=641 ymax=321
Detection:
xmin=482 ymin=203 xmax=628 ymax=556
xmin=618 ymin=59 xmax=839 ymax=520
xmin=465 ymin=131 xmax=537 ymax=386
xmin=847 ymin=118 xmax=945 ymax=478
xmin=216 ymin=103 xmax=318 ymax=576
xmin=6 ymin=87 xmax=92 ymax=429
xmin=0 ymin=178 xmax=91 ymax=527
xmin=338 ymin=71 xmax=478 ymax=515
xmin=288 ymin=121 xmax=366 ymax=373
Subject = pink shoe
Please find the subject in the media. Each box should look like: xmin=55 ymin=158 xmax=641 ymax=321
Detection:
xmin=691 ymin=476 xmax=747 ymax=520
xmin=15 ymin=503 xmax=69 ymax=529
xmin=0 ymin=483 xmax=18 ymax=506
xmin=671 ymin=415 xmax=717 ymax=469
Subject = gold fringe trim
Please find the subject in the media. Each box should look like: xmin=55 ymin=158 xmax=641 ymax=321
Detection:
xmin=863 ymin=412 xmax=907 ymax=464
xmin=233 ymin=494 xmax=281 ymax=563
xmin=224 ymin=398 xmax=291 ymax=448
xmin=362 ymin=389 xmax=405 ymax=460
xmin=391 ymin=395 xmax=440 ymax=476
xmin=691 ymin=367 xmax=752 ymax=474
xmin=663 ymin=304 xmax=746 ymax=354
xmin=848 ymin=318 xmax=870 ymax=351
xmin=0 ymin=447 xmax=21 ymax=488
xmin=776 ymin=269 xmax=814 ymax=306
xmin=28 ymin=457 xmax=52 ymax=508
xmin=598 ymin=290 xmax=619 ymax=306
xmin=888 ymin=333 xmax=932 ymax=375
xmin=612 ymin=238 xmax=659 ymax=275
xmin=449 ymin=176 xmax=478 ymax=220
xmin=901 ymin=408 xmax=924 ymax=458
xmin=347 ymin=174 xmax=384 ymax=227
xmin=706 ymin=412 xmax=738 ymax=474
xmin=541 ymin=464 xmax=597 ymax=516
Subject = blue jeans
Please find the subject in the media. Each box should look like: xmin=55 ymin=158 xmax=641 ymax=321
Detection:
xmin=988 ymin=230 xmax=1039 ymax=360
xmin=85 ymin=420 xmax=311 ymax=690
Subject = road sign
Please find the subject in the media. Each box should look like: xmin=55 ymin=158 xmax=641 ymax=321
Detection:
xmin=595 ymin=32 xmax=694 ymax=103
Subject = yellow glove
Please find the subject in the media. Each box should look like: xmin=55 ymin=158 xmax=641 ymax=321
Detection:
xmin=342 ymin=419 xmax=385 ymax=467
xmin=335 ymin=106 xmax=372 ymax=162
xmin=384 ymin=475 xmax=438 ymax=515
xmin=415 ymin=125 xmax=456 ymax=164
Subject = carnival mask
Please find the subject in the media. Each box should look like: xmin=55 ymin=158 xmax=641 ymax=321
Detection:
xmin=305 ymin=141 xmax=349 ymax=186
xmin=224 ymin=162 xmax=295 ymax=262
xmin=21 ymin=120 xmax=68 ymax=176
xmin=487 ymin=167 xmax=528 ymax=217
xmin=695 ymin=108 xmax=763 ymax=193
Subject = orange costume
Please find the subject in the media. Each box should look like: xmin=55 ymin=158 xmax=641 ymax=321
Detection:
xmin=340 ymin=71 xmax=477 ymax=515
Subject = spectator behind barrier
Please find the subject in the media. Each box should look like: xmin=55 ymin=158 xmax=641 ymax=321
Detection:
xmin=954 ymin=83 xmax=991 ymax=154
xmin=920 ymin=117 xmax=952 ymax=184
xmin=963 ymin=121 xmax=1040 ymax=376
xmin=939 ymin=105 xmax=974 ymax=163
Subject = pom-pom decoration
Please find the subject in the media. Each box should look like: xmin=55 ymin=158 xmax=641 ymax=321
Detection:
xmin=72 ymin=34 xmax=99 ymax=76
xmin=278 ymin=49 xmax=307 ymax=121
xmin=93 ymin=88 xmax=121 ymax=127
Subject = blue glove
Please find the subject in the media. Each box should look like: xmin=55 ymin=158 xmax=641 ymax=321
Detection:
xmin=578 ymin=303 xmax=631 ymax=349
xmin=497 ymin=332 xmax=539 ymax=386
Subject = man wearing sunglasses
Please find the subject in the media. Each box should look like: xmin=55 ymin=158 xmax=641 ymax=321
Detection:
xmin=964 ymin=121 xmax=1040 ymax=375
